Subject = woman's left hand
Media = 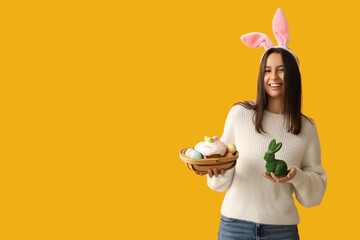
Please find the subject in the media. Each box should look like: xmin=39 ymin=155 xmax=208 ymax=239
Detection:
xmin=262 ymin=167 xmax=297 ymax=183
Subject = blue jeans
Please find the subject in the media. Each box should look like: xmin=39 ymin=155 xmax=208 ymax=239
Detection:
xmin=218 ymin=215 xmax=299 ymax=240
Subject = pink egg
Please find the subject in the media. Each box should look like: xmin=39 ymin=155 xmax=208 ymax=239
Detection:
xmin=224 ymin=152 xmax=234 ymax=158
xmin=185 ymin=148 xmax=194 ymax=157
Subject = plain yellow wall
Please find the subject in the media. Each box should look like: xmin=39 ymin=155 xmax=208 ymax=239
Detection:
xmin=1 ymin=0 xmax=359 ymax=239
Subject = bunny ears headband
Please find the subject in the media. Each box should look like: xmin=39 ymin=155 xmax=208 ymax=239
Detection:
xmin=240 ymin=8 xmax=299 ymax=66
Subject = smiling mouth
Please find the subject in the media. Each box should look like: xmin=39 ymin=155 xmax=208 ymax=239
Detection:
xmin=269 ymin=83 xmax=283 ymax=88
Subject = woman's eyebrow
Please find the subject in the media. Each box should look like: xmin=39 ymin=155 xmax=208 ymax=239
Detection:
xmin=265 ymin=65 xmax=284 ymax=68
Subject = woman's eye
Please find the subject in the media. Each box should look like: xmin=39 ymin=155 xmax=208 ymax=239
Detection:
xmin=265 ymin=69 xmax=283 ymax=73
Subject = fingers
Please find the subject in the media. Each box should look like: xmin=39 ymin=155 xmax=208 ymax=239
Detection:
xmin=272 ymin=171 xmax=296 ymax=183
xmin=213 ymin=168 xmax=226 ymax=177
xmin=287 ymin=167 xmax=297 ymax=180
xmin=208 ymin=169 xmax=213 ymax=178
xmin=270 ymin=172 xmax=281 ymax=183
xmin=204 ymin=169 xmax=225 ymax=178
xmin=263 ymin=172 xmax=290 ymax=183
xmin=262 ymin=173 xmax=276 ymax=182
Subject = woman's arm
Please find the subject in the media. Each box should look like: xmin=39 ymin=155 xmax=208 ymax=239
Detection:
xmin=288 ymin=124 xmax=327 ymax=208
xmin=207 ymin=168 xmax=235 ymax=192
xmin=206 ymin=106 xmax=239 ymax=192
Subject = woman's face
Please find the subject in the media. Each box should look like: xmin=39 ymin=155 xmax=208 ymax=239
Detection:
xmin=264 ymin=53 xmax=284 ymax=99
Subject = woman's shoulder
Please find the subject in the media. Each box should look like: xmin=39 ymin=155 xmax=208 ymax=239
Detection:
xmin=301 ymin=113 xmax=315 ymax=125
xmin=225 ymin=100 xmax=256 ymax=120
xmin=301 ymin=113 xmax=318 ymax=135
xmin=231 ymin=100 xmax=256 ymax=112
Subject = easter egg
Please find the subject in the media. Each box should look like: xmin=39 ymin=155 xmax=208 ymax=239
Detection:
xmin=206 ymin=137 xmax=214 ymax=143
xmin=227 ymin=143 xmax=236 ymax=154
xmin=185 ymin=148 xmax=194 ymax=157
xmin=224 ymin=152 xmax=234 ymax=157
xmin=190 ymin=150 xmax=203 ymax=159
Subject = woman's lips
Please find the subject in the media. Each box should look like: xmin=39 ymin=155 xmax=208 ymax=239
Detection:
xmin=269 ymin=83 xmax=283 ymax=89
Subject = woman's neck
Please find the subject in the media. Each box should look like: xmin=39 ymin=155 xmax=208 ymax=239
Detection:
xmin=266 ymin=97 xmax=284 ymax=114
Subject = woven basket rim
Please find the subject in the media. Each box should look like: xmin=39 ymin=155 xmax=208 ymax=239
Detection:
xmin=179 ymin=148 xmax=238 ymax=165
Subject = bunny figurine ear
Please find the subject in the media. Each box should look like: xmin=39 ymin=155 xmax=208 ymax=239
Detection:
xmin=240 ymin=32 xmax=274 ymax=50
xmin=272 ymin=8 xmax=289 ymax=47
xmin=273 ymin=142 xmax=282 ymax=153
xmin=268 ymin=139 xmax=276 ymax=150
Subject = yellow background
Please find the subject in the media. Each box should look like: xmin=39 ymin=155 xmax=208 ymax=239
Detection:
xmin=1 ymin=0 xmax=359 ymax=239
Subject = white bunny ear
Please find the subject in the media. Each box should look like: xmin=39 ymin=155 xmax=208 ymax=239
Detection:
xmin=272 ymin=8 xmax=289 ymax=47
xmin=240 ymin=32 xmax=274 ymax=50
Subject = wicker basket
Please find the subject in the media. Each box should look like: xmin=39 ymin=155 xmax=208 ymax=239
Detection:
xmin=179 ymin=148 xmax=238 ymax=175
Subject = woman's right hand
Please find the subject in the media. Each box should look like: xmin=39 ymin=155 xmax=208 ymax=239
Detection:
xmin=194 ymin=168 xmax=226 ymax=177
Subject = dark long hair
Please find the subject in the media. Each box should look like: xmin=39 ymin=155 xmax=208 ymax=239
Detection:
xmin=234 ymin=47 xmax=313 ymax=135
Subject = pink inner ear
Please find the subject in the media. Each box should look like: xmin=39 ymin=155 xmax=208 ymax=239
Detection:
xmin=240 ymin=33 xmax=273 ymax=49
xmin=272 ymin=8 xmax=289 ymax=46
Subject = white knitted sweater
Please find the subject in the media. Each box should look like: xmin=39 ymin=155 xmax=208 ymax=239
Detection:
xmin=207 ymin=103 xmax=327 ymax=225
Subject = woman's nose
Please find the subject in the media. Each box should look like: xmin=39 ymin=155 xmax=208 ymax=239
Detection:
xmin=271 ymin=71 xmax=278 ymax=80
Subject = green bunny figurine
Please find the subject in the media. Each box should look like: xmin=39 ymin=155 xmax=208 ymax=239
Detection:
xmin=264 ymin=139 xmax=289 ymax=177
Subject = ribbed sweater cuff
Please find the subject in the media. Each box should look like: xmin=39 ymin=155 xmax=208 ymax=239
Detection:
xmin=287 ymin=166 xmax=303 ymax=187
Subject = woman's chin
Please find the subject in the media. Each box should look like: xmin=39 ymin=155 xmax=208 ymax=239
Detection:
xmin=267 ymin=93 xmax=283 ymax=98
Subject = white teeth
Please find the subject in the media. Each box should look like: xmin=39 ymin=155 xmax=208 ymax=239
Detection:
xmin=270 ymin=84 xmax=281 ymax=87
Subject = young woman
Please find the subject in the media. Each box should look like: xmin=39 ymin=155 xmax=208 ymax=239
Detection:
xmin=195 ymin=47 xmax=327 ymax=240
